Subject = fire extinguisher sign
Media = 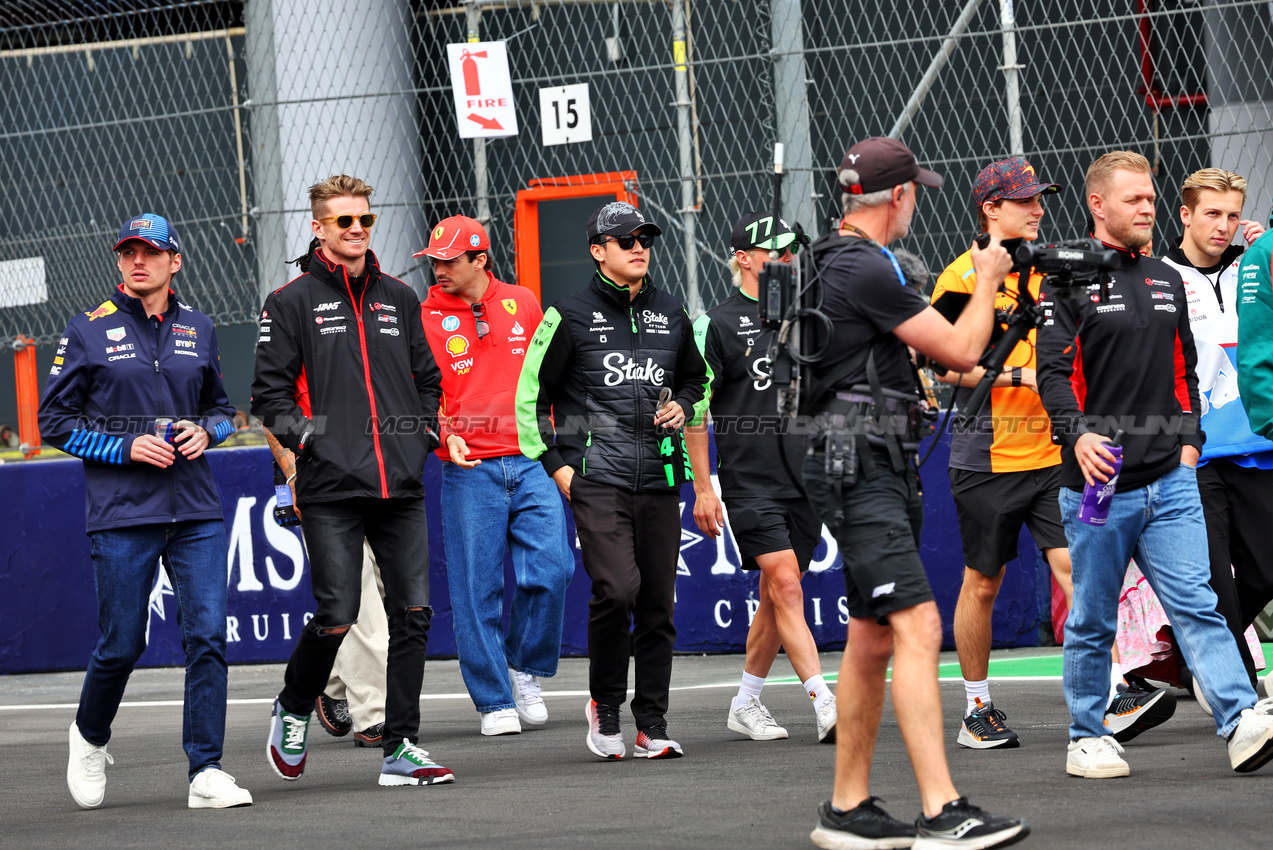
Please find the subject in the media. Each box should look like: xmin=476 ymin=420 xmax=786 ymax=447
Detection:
xmin=446 ymin=41 xmax=518 ymax=139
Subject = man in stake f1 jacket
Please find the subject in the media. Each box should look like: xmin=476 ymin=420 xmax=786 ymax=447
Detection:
xmin=517 ymin=201 xmax=709 ymax=761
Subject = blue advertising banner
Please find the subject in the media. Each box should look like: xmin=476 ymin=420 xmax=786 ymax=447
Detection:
xmin=0 ymin=432 xmax=1048 ymax=674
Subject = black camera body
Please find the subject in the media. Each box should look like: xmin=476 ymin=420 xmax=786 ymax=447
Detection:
xmin=948 ymin=236 xmax=1121 ymax=427
xmin=1009 ymin=237 xmax=1121 ymax=294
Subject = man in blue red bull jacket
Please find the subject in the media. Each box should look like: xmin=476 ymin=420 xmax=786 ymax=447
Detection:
xmin=38 ymin=213 xmax=251 ymax=810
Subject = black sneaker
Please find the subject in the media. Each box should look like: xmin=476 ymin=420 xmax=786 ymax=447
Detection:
xmin=810 ymin=798 xmax=916 ymax=849
xmin=1104 ymin=676 xmax=1176 ymax=743
xmin=354 ymin=722 xmax=384 ymax=748
xmin=956 ymin=699 xmax=1020 ymax=750
xmin=916 ymin=797 xmax=1028 ymax=849
xmin=315 ymin=694 xmax=352 ymax=737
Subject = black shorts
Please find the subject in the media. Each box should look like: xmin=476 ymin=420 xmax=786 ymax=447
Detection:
xmin=948 ymin=465 xmax=1068 ymax=576
xmin=724 ymin=495 xmax=823 ymax=571
xmin=802 ymin=451 xmax=933 ymax=624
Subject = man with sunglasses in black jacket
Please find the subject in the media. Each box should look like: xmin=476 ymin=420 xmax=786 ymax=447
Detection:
xmin=252 ymin=174 xmax=452 ymax=788
xmin=517 ymin=201 xmax=710 ymax=761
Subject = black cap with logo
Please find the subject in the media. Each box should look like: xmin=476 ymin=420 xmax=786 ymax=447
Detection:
xmin=837 ymin=137 xmax=944 ymax=195
xmin=586 ymin=201 xmax=662 ymax=243
xmin=729 ymin=211 xmax=797 ymax=253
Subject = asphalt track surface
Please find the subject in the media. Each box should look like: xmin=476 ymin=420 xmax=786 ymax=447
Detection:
xmin=2 ymin=648 xmax=1270 ymax=849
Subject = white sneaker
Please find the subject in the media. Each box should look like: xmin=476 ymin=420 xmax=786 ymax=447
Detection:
xmin=67 ymin=721 xmax=113 ymax=809
xmin=1066 ymin=735 xmax=1130 ymax=778
xmin=816 ymin=697 xmax=837 ymax=744
xmin=510 ymin=670 xmax=548 ymax=726
xmin=480 ymin=707 xmax=522 ymax=736
xmin=727 ymin=695 xmax=788 ymax=741
xmin=1229 ymin=698 xmax=1273 ymax=773
xmin=188 ymin=768 xmax=253 ymax=808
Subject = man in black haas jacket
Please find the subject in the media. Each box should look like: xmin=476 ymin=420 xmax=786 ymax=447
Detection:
xmin=516 ymin=201 xmax=710 ymax=761
xmin=40 ymin=214 xmax=251 ymax=810
xmin=252 ymin=175 xmax=452 ymax=788
xmin=1037 ymin=151 xmax=1273 ymax=780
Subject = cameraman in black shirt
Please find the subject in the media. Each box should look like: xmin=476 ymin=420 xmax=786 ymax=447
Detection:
xmin=805 ymin=138 xmax=1026 ymax=850
xmin=687 ymin=212 xmax=835 ymax=745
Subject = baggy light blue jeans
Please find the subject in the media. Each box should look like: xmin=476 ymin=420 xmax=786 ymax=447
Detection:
xmin=441 ymin=454 xmax=575 ymax=713
xmin=1059 ymin=463 xmax=1257 ymax=740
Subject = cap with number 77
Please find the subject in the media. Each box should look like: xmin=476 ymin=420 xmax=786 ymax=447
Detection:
xmin=730 ymin=211 xmax=796 ymax=253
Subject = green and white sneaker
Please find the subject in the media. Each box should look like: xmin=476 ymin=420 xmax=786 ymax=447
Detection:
xmin=379 ymin=739 xmax=456 ymax=786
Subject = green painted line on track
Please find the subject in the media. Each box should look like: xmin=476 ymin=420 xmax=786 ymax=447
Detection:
xmin=771 ymin=643 xmax=1273 ymax=685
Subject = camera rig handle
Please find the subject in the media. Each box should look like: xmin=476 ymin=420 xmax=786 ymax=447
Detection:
xmin=954 ymin=271 xmax=1046 ymax=428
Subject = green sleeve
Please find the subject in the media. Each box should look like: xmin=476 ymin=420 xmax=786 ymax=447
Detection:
xmin=516 ymin=306 xmax=570 ymax=472
xmin=1237 ymin=233 xmax=1273 ymax=438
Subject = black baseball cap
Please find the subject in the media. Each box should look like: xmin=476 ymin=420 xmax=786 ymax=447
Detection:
xmin=838 ymin=137 xmax=944 ymax=195
xmin=586 ymin=201 xmax=662 ymax=242
xmin=730 ymin=211 xmax=796 ymax=253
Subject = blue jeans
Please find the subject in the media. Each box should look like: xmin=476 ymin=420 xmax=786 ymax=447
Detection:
xmin=442 ymin=454 xmax=574 ymax=713
xmin=1060 ymin=463 xmax=1257 ymax=740
xmin=77 ymin=520 xmax=229 ymax=780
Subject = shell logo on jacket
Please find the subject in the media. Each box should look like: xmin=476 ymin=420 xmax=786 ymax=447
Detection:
xmin=421 ymin=272 xmax=544 ymax=461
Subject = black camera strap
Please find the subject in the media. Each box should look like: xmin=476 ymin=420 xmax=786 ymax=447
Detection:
xmin=865 ymin=348 xmax=907 ymax=474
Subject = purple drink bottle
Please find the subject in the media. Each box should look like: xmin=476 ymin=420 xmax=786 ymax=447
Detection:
xmin=1078 ymin=430 xmax=1124 ymax=526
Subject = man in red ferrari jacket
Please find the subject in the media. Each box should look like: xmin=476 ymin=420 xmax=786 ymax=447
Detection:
xmin=418 ymin=216 xmax=575 ymax=737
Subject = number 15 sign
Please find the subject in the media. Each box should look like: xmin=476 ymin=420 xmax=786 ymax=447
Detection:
xmin=538 ymin=83 xmax=593 ymax=146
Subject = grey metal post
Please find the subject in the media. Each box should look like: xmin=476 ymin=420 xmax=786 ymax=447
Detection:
xmin=1000 ymin=0 xmax=1024 ymax=156
xmin=243 ymin=0 xmax=426 ymax=296
xmin=1204 ymin=4 xmax=1273 ymax=222
xmin=671 ymin=0 xmax=700 ymax=315
xmin=889 ymin=0 xmax=984 ymax=141
xmin=770 ymin=0 xmax=817 ymax=236
xmin=244 ymin=0 xmax=286 ymax=307
xmin=468 ymin=3 xmax=492 ymax=224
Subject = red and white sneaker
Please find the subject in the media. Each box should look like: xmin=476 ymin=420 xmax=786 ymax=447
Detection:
xmin=634 ymin=723 xmax=683 ymax=759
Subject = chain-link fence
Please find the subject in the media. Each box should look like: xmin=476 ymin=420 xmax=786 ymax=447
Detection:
xmin=2 ymin=1 xmax=1271 ymax=345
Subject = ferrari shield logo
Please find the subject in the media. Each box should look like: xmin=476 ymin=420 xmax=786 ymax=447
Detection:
xmin=502 ymin=299 xmax=517 ymax=315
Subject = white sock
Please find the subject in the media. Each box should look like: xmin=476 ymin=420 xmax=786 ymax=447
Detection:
xmin=1108 ymin=665 xmax=1125 ymax=707
xmin=803 ymin=675 xmax=834 ymax=711
xmin=964 ymin=679 xmax=991 ymax=716
xmin=732 ymin=672 xmax=766 ymax=711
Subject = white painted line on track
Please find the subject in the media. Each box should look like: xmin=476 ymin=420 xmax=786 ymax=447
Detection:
xmin=0 ymin=675 xmax=1061 ymax=711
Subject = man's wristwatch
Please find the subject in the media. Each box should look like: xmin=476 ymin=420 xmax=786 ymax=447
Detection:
xmin=1011 ymin=367 xmax=1022 ymax=387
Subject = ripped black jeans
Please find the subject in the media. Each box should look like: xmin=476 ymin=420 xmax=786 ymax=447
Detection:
xmin=278 ymin=496 xmax=431 ymax=755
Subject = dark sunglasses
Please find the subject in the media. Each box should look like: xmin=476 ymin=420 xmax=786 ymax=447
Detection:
xmin=471 ymin=302 xmax=490 ymax=339
xmin=601 ymin=232 xmax=655 ymax=251
xmin=318 ymin=213 xmax=377 ymax=229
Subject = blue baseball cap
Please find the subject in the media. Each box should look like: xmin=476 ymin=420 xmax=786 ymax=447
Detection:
xmin=115 ymin=213 xmax=181 ymax=253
